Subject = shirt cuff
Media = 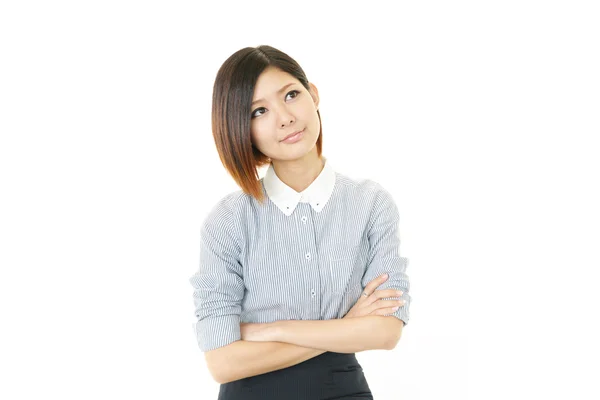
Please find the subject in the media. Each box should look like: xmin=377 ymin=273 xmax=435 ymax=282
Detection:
xmin=390 ymin=295 xmax=410 ymax=326
xmin=195 ymin=314 xmax=241 ymax=352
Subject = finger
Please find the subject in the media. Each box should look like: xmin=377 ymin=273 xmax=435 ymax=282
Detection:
xmin=362 ymin=273 xmax=389 ymax=298
xmin=374 ymin=289 xmax=404 ymax=300
xmin=366 ymin=299 xmax=401 ymax=314
xmin=372 ymin=306 xmax=400 ymax=316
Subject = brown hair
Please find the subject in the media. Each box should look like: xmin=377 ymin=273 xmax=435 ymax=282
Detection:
xmin=211 ymin=45 xmax=323 ymax=204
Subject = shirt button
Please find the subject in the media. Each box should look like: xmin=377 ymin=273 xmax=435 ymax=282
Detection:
xmin=301 ymin=216 xmax=307 ymax=223
xmin=305 ymin=253 xmax=311 ymax=260
xmin=311 ymin=289 xmax=316 ymax=297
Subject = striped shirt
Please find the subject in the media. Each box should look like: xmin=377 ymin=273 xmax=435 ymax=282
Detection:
xmin=189 ymin=157 xmax=411 ymax=352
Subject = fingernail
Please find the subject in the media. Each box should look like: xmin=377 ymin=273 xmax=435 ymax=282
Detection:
xmin=382 ymin=273 xmax=388 ymax=279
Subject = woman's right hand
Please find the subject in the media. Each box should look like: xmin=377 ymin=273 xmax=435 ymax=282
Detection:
xmin=343 ymin=274 xmax=405 ymax=319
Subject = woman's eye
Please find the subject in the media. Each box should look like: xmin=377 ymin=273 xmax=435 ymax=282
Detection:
xmin=251 ymin=90 xmax=300 ymax=118
xmin=285 ymin=90 xmax=300 ymax=100
xmin=251 ymin=107 xmax=266 ymax=118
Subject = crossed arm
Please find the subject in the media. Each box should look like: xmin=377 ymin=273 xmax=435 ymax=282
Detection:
xmin=206 ymin=316 xmax=404 ymax=384
xmin=257 ymin=315 xmax=404 ymax=353
xmin=197 ymin=183 xmax=409 ymax=384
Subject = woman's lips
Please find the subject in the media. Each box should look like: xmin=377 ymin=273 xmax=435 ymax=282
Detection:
xmin=281 ymin=129 xmax=304 ymax=144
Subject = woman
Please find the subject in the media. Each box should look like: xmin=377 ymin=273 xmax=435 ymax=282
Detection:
xmin=190 ymin=45 xmax=411 ymax=399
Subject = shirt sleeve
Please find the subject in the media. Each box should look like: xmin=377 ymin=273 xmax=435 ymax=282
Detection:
xmin=361 ymin=183 xmax=411 ymax=326
xmin=189 ymin=200 xmax=245 ymax=352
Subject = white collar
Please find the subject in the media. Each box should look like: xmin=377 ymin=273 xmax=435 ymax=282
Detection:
xmin=262 ymin=157 xmax=337 ymax=216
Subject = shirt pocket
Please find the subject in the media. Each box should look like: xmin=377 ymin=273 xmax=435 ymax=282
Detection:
xmin=328 ymin=244 xmax=362 ymax=295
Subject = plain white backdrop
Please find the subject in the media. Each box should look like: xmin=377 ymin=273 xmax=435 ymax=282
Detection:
xmin=1 ymin=1 xmax=598 ymax=399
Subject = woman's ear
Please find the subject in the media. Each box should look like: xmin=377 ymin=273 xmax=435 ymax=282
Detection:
xmin=309 ymin=82 xmax=320 ymax=110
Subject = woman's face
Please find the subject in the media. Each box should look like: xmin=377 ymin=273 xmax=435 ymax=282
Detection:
xmin=249 ymin=67 xmax=320 ymax=161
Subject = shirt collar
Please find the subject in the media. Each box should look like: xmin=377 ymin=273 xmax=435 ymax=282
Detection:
xmin=262 ymin=157 xmax=337 ymax=216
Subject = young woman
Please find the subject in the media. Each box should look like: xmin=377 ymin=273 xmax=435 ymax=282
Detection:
xmin=189 ymin=45 xmax=411 ymax=399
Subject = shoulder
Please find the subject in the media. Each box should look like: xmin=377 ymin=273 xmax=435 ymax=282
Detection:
xmin=334 ymin=171 xmax=396 ymax=206
xmin=205 ymin=190 xmax=247 ymax=222
xmin=336 ymin=172 xmax=401 ymax=232
xmin=201 ymin=189 xmax=250 ymax=243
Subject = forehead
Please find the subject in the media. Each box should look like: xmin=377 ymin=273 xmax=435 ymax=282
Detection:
xmin=253 ymin=68 xmax=299 ymax=93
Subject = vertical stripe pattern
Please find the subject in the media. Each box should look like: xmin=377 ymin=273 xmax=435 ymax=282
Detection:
xmin=189 ymin=172 xmax=411 ymax=352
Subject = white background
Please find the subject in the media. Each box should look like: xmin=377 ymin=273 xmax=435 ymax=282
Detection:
xmin=1 ymin=1 xmax=598 ymax=399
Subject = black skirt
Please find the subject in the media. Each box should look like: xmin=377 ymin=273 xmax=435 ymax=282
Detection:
xmin=217 ymin=351 xmax=373 ymax=400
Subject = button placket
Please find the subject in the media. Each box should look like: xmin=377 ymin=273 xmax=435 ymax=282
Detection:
xmin=298 ymin=211 xmax=317 ymax=301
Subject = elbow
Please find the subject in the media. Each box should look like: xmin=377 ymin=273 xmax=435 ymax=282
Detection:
xmin=204 ymin=346 xmax=232 ymax=384
xmin=209 ymin=370 xmax=232 ymax=385
xmin=382 ymin=318 xmax=405 ymax=350
xmin=384 ymin=335 xmax=401 ymax=350
xmin=204 ymin=352 xmax=224 ymax=383
xmin=384 ymin=333 xmax=403 ymax=350
xmin=209 ymin=369 xmax=224 ymax=384
xmin=204 ymin=340 xmax=245 ymax=384
xmin=211 ymin=369 xmax=227 ymax=385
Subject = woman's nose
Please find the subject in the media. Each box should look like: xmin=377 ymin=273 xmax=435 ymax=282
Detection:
xmin=280 ymin=118 xmax=294 ymax=128
xmin=278 ymin=110 xmax=295 ymax=127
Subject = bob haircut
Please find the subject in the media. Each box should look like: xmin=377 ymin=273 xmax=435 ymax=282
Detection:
xmin=211 ymin=45 xmax=323 ymax=204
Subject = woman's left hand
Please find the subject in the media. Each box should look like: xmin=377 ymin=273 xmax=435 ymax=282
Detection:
xmin=240 ymin=322 xmax=277 ymax=342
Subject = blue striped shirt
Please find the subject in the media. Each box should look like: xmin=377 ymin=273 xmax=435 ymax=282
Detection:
xmin=189 ymin=158 xmax=411 ymax=352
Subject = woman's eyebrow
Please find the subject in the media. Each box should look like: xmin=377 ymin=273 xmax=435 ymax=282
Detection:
xmin=252 ymin=82 xmax=297 ymax=106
